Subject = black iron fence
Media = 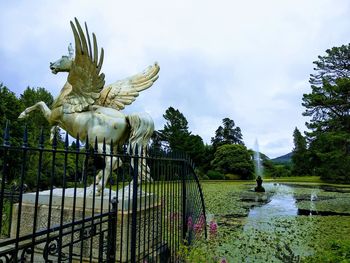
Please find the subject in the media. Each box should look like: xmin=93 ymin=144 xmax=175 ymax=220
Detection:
xmin=0 ymin=125 xmax=206 ymax=262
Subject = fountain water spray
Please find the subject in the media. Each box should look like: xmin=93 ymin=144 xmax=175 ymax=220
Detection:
xmin=254 ymin=139 xmax=265 ymax=192
xmin=254 ymin=139 xmax=263 ymax=177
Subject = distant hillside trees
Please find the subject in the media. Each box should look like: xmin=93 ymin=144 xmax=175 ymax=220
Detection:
xmin=301 ymin=44 xmax=350 ymax=182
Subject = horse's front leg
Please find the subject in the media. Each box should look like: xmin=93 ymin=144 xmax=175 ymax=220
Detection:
xmin=18 ymin=101 xmax=52 ymax=121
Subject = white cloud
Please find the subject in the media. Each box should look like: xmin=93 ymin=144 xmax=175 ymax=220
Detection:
xmin=1 ymin=0 xmax=350 ymax=158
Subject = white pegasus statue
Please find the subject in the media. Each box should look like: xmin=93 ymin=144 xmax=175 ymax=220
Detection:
xmin=19 ymin=18 xmax=160 ymax=194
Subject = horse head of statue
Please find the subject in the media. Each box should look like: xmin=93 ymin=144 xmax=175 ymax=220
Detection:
xmin=49 ymin=44 xmax=74 ymax=74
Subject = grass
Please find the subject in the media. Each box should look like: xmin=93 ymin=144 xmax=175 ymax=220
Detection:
xmin=205 ymin=175 xmax=350 ymax=186
xmin=266 ymin=176 xmax=323 ymax=183
xmin=1 ymin=200 xmax=12 ymax=238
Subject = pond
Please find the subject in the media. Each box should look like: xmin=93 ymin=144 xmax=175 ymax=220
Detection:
xmin=247 ymin=184 xmax=298 ymax=219
xmin=192 ymin=181 xmax=350 ymax=263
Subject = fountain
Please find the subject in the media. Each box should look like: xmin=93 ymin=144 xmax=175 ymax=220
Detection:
xmin=254 ymin=139 xmax=265 ymax=192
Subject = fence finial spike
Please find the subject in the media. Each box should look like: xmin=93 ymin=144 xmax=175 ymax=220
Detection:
xmin=129 ymin=143 xmax=133 ymax=155
xmin=135 ymin=144 xmax=139 ymax=155
xmin=76 ymin=133 xmax=80 ymax=151
xmin=52 ymin=130 xmax=57 ymax=149
xmin=94 ymin=136 xmax=98 ymax=153
xmin=22 ymin=125 xmax=28 ymax=147
xmin=110 ymin=139 xmax=114 ymax=154
xmin=140 ymin=145 xmax=144 ymax=157
xmin=123 ymin=143 xmax=127 ymax=154
xmin=85 ymin=135 xmax=89 ymax=151
xmin=39 ymin=127 xmax=44 ymax=148
xmin=102 ymin=137 xmax=106 ymax=153
xmin=64 ymin=131 xmax=69 ymax=149
xmin=3 ymin=120 xmax=10 ymax=146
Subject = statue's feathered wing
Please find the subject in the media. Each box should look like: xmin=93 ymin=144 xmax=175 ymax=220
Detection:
xmin=96 ymin=63 xmax=159 ymax=110
xmin=63 ymin=18 xmax=159 ymax=113
xmin=64 ymin=18 xmax=105 ymax=113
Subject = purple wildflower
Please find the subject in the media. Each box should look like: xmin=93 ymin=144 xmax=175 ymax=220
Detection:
xmin=209 ymin=220 xmax=218 ymax=237
xmin=198 ymin=214 xmax=205 ymax=225
xmin=194 ymin=214 xmax=206 ymax=235
xmin=194 ymin=222 xmax=203 ymax=234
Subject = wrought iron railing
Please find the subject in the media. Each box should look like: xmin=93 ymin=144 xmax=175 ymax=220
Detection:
xmin=0 ymin=125 xmax=206 ymax=263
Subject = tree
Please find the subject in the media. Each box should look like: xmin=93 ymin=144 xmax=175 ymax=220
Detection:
xmin=303 ymin=78 xmax=350 ymax=136
xmin=159 ymin=107 xmax=205 ymax=166
xmin=0 ymin=85 xmax=73 ymax=189
xmin=0 ymin=84 xmax=25 ymax=142
xmin=19 ymin=87 xmax=54 ymax=145
xmin=291 ymin=127 xmax=311 ymax=176
xmin=149 ymin=131 xmax=164 ymax=155
xmin=0 ymin=84 xmax=25 ymax=183
xmin=211 ymin=118 xmax=244 ymax=148
xmin=160 ymin=107 xmax=190 ymax=152
xmin=304 ymin=44 xmax=350 ymax=136
xmin=309 ymin=44 xmax=350 ymax=87
xmin=306 ymin=131 xmax=350 ymax=183
xmin=302 ymin=45 xmax=350 ymax=182
xmin=211 ymin=144 xmax=254 ymax=179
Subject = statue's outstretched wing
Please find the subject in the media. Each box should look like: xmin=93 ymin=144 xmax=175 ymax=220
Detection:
xmin=96 ymin=63 xmax=160 ymax=110
xmin=64 ymin=18 xmax=105 ymax=113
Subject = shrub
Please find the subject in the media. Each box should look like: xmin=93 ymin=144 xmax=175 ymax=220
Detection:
xmin=211 ymin=144 xmax=254 ymax=179
xmin=207 ymin=170 xmax=225 ymax=180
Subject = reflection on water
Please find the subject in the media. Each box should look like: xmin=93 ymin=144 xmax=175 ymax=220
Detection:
xmin=247 ymin=183 xmax=298 ymax=219
xmin=246 ymin=183 xmax=350 ymax=221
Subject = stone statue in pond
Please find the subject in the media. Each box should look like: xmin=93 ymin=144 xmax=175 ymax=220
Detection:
xmin=19 ymin=18 xmax=160 ymax=195
xmin=255 ymin=176 xmax=265 ymax=192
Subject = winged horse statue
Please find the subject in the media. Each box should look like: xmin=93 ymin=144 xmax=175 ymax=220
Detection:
xmin=18 ymin=18 xmax=159 ymax=195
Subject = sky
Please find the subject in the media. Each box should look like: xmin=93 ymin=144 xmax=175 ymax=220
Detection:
xmin=1 ymin=0 xmax=350 ymax=158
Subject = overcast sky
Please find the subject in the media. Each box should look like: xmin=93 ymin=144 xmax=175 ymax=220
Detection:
xmin=1 ymin=0 xmax=350 ymax=158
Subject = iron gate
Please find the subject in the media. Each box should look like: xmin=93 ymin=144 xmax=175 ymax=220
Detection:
xmin=0 ymin=125 xmax=206 ymax=262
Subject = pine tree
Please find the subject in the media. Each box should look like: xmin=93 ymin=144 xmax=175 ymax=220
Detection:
xmin=302 ymin=45 xmax=350 ymax=182
xmin=211 ymin=118 xmax=244 ymax=148
xmin=291 ymin=127 xmax=311 ymax=176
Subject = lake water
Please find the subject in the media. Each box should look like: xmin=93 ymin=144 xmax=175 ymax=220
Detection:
xmin=201 ymin=181 xmax=350 ymax=262
xmin=247 ymin=183 xmax=299 ymax=218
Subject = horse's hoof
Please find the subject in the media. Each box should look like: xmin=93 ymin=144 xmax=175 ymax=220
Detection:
xmin=96 ymin=184 xmax=103 ymax=196
xmin=18 ymin=112 xmax=26 ymax=119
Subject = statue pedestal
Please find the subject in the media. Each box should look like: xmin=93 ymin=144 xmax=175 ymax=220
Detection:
xmin=11 ymin=188 xmax=161 ymax=262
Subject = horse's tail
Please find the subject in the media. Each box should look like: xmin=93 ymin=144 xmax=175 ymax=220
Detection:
xmin=126 ymin=112 xmax=154 ymax=153
xmin=127 ymin=113 xmax=154 ymax=182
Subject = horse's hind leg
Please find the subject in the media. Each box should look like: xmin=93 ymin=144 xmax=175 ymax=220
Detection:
xmin=95 ymin=145 xmax=122 ymax=194
xmin=139 ymin=150 xmax=152 ymax=183
xmin=128 ymin=144 xmax=152 ymax=184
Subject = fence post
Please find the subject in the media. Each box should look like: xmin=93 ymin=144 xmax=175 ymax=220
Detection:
xmin=0 ymin=122 xmax=10 ymax=236
xmin=182 ymin=155 xmax=187 ymax=242
xmin=107 ymin=197 xmax=117 ymax=263
xmin=130 ymin=145 xmax=139 ymax=262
